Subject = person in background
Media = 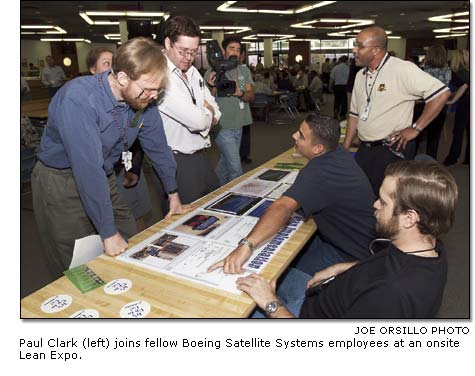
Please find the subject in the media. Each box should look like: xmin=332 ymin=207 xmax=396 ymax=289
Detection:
xmin=237 ymin=160 xmax=457 ymax=319
xmin=330 ymin=55 xmax=350 ymax=120
xmin=253 ymin=73 xmax=272 ymax=95
xmin=421 ymin=45 xmax=452 ymax=160
xmin=321 ymin=58 xmax=332 ymax=93
xmin=32 ymin=37 xmax=192 ymax=281
xmin=40 ymin=55 xmax=67 ymax=97
xmin=205 ymin=37 xmax=255 ymax=185
xmin=444 ymin=49 xmax=470 ymax=166
xmin=86 ymin=47 xmax=151 ymax=233
xmin=21 ymin=74 xmax=32 ymax=101
xmin=239 ymin=48 xmax=253 ymax=164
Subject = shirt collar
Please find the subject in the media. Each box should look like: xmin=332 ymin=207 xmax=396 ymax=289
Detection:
xmin=165 ymin=54 xmax=195 ymax=78
xmin=98 ymin=70 xmax=128 ymax=113
xmin=368 ymin=53 xmax=390 ymax=74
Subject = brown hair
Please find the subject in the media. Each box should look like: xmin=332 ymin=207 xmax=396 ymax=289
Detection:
xmin=112 ymin=37 xmax=167 ymax=81
xmin=86 ymin=47 xmax=113 ymax=71
xmin=164 ymin=16 xmax=201 ymax=44
xmin=425 ymin=45 xmax=447 ymax=68
xmin=385 ymin=160 xmax=458 ymax=237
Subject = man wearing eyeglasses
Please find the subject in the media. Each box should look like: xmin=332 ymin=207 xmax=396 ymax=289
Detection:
xmin=342 ymin=26 xmax=450 ymax=195
xmin=32 ymin=37 xmax=192 ymax=281
xmin=153 ymin=16 xmax=221 ymax=216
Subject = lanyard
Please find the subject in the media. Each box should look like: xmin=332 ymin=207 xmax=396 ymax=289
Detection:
xmin=364 ymin=54 xmax=390 ymax=104
xmin=175 ymin=69 xmax=196 ymax=105
xmin=97 ymin=74 xmax=142 ymax=151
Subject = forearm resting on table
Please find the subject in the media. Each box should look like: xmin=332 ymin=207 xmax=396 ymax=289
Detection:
xmin=246 ymin=197 xmax=297 ymax=248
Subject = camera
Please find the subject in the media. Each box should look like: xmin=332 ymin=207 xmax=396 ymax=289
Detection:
xmin=206 ymin=40 xmax=238 ymax=97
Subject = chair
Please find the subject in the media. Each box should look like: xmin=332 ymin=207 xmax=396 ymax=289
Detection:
xmin=21 ymin=147 xmax=36 ymax=196
xmin=278 ymin=93 xmax=299 ymax=119
xmin=310 ymin=88 xmax=324 ymax=113
xmin=251 ymin=93 xmax=271 ymax=123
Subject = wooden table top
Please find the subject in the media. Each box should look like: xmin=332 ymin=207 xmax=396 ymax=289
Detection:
xmin=21 ymin=148 xmax=316 ymax=318
xmin=21 ymin=98 xmax=51 ymax=118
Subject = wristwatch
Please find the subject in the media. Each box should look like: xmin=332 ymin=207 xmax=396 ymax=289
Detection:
xmin=238 ymin=237 xmax=254 ymax=252
xmin=265 ymin=300 xmax=282 ymax=317
xmin=412 ymin=123 xmax=423 ymax=133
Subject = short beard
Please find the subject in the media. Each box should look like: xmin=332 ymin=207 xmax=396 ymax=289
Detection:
xmin=375 ymin=216 xmax=399 ymax=239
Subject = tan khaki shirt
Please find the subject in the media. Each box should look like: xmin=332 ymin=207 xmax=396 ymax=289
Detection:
xmin=349 ymin=54 xmax=449 ymax=141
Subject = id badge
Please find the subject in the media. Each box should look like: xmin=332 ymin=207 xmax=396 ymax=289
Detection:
xmin=239 ymin=100 xmax=245 ymax=110
xmin=360 ymin=102 xmax=371 ymax=121
xmin=122 ymin=151 xmax=132 ymax=171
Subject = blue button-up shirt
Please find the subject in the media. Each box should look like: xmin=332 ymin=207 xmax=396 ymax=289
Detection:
xmin=38 ymin=70 xmax=177 ymax=239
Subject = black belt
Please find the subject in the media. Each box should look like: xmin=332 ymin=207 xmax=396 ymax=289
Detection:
xmin=360 ymin=140 xmax=385 ymax=148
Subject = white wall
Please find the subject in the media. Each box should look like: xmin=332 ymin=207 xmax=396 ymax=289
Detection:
xmin=20 ymin=40 xmax=51 ymax=73
xmin=387 ymin=38 xmax=407 ymax=60
xmin=76 ymin=42 xmax=118 ymax=73
xmin=20 ymin=40 xmax=118 ymax=75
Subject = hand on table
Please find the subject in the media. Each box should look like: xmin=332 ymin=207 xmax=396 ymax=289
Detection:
xmin=165 ymin=193 xmax=194 ymax=219
xmin=208 ymin=244 xmax=252 ymax=274
xmin=236 ymin=274 xmax=277 ymax=309
xmin=103 ymin=232 xmax=128 ymax=256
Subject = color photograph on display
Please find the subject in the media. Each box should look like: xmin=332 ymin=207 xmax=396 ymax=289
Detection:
xmin=205 ymin=193 xmax=261 ymax=216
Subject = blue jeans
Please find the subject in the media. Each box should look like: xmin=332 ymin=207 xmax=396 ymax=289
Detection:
xmin=215 ymin=128 xmax=243 ymax=185
xmin=251 ymin=268 xmax=312 ymax=318
xmin=291 ymin=234 xmax=347 ymax=275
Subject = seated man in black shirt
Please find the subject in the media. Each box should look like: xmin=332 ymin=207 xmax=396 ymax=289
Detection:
xmin=209 ymin=114 xmax=376 ymax=275
xmin=236 ymin=160 xmax=457 ymax=318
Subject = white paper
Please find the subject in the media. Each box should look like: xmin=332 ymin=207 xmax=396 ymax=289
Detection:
xmin=117 ymin=167 xmax=305 ymax=294
xmin=69 ymin=235 xmax=103 ymax=269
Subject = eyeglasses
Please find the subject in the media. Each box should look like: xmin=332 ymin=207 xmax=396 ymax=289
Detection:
xmin=171 ymin=43 xmax=200 ymax=58
xmin=132 ymin=80 xmax=164 ymax=99
xmin=353 ymin=42 xmax=382 ymax=49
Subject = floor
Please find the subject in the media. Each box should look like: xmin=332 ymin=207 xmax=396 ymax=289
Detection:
xmin=20 ymin=93 xmax=470 ymax=318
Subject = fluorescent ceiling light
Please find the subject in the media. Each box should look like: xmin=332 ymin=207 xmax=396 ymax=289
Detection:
xmin=428 ymin=11 xmax=469 ymax=23
xmin=79 ymin=10 xmax=169 ymax=25
xmin=289 ymin=39 xmax=321 ymax=42
xmin=105 ymin=33 xmax=156 ymax=40
xmin=435 ymin=33 xmax=468 ymax=39
xmin=243 ymin=34 xmax=295 ymax=40
xmin=200 ymin=26 xmax=251 ymax=34
xmin=41 ymin=38 xmax=91 ymax=43
xmin=328 ymin=29 xmax=392 ymax=37
xmin=292 ymin=18 xmax=374 ymax=29
xmin=217 ymin=1 xmax=335 ymax=15
xmin=433 ymin=26 xmax=469 ymax=33
xmin=21 ymin=25 xmax=67 ymax=34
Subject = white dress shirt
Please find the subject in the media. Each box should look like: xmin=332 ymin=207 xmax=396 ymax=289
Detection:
xmin=40 ymin=65 xmax=66 ymax=88
xmin=158 ymin=56 xmax=221 ymax=154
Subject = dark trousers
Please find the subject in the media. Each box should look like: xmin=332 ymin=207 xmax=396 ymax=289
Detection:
xmin=239 ymin=124 xmax=251 ymax=159
xmin=153 ymin=151 xmax=219 ymax=217
xmin=48 ymin=86 xmax=62 ymax=98
xmin=445 ymin=98 xmax=470 ymax=164
xmin=333 ymin=85 xmax=348 ymax=118
xmin=355 ymin=141 xmax=416 ymax=196
xmin=426 ymin=106 xmax=448 ymax=160
xmin=31 ymin=161 xmax=137 ymax=281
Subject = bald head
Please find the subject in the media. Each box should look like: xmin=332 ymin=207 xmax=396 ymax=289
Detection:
xmin=361 ymin=27 xmax=388 ymax=50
